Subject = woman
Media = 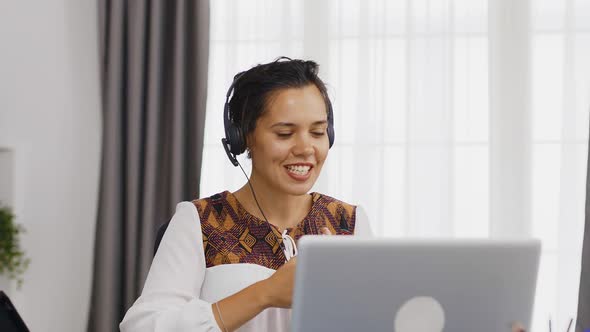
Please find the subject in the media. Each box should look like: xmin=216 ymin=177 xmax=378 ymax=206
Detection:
xmin=120 ymin=58 xmax=372 ymax=331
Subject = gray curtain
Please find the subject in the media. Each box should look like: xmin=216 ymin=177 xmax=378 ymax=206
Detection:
xmin=577 ymin=122 xmax=590 ymax=331
xmin=88 ymin=0 xmax=209 ymax=331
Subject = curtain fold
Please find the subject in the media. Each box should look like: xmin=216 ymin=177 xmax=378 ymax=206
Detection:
xmin=87 ymin=1 xmax=209 ymax=330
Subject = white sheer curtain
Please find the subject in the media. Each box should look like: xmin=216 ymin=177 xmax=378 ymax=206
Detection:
xmin=530 ymin=0 xmax=590 ymax=329
xmin=201 ymin=0 xmax=590 ymax=329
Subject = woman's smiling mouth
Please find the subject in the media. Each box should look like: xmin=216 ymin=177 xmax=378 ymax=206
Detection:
xmin=284 ymin=163 xmax=314 ymax=180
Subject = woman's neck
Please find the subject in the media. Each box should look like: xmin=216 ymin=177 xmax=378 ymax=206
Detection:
xmin=233 ymin=175 xmax=312 ymax=231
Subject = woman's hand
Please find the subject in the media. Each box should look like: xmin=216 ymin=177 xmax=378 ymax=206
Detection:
xmin=259 ymin=257 xmax=297 ymax=308
xmin=511 ymin=322 xmax=526 ymax=332
xmin=258 ymin=226 xmax=333 ymax=309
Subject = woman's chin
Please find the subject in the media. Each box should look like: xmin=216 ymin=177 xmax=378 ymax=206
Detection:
xmin=280 ymin=180 xmax=316 ymax=196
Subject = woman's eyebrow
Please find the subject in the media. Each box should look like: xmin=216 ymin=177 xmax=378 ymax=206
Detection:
xmin=270 ymin=120 xmax=328 ymax=128
xmin=311 ymin=120 xmax=328 ymax=126
xmin=270 ymin=122 xmax=295 ymax=128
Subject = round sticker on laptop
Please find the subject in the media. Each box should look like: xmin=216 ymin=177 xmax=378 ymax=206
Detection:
xmin=394 ymin=296 xmax=445 ymax=332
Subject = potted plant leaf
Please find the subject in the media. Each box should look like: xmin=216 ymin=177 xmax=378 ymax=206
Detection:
xmin=0 ymin=205 xmax=29 ymax=289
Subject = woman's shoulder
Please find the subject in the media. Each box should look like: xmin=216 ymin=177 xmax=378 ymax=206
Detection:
xmin=311 ymin=193 xmax=373 ymax=237
xmin=311 ymin=192 xmax=358 ymax=222
xmin=189 ymin=190 xmax=245 ymax=224
xmin=312 ymin=192 xmax=357 ymax=210
xmin=308 ymin=192 xmax=357 ymax=235
xmin=191 ymin=191 xmax=231 ymax=210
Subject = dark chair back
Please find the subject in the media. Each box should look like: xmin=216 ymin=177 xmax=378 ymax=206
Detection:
xmin=0 ymin=291 xmax=29 ymax=332
xmin=153 ymin=221 xmax=170 ymax=256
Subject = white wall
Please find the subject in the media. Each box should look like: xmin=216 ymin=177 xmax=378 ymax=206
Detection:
xmin=0 ymin=1 xmax=101 ymax=331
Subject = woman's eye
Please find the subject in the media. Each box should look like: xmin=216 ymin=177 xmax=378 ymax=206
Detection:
xmin=311 ymin=132 xmax=325 ymax=137
xmin=276 ymin=133 xmax=292 ymax=138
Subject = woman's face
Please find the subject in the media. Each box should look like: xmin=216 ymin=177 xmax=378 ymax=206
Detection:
xmin=247 ymin=84 xmax=330 ymax=196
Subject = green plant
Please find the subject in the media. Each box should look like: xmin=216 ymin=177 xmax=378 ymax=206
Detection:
xmin=0 ymin=205 xmax=29 ymax=288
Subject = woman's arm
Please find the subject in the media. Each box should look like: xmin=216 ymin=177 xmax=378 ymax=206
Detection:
xmin=212 ymin=258 xmax=296 ymax=331
xmin=210 ymin=282 xmax=267 ymax=331
xmin=120 ymin=202 xmax=284 ymax=332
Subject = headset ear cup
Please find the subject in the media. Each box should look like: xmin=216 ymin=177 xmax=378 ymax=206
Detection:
xmin=327 ymin=101 xmax=335 ymax=148
xmin=327 ymin=124 xmax=335 ymax=148
xmin=228 ymin=124 xmax=246 ymax=155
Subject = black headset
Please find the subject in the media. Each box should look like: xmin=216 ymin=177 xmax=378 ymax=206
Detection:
xmin=221 ymin=67 xmax=335 ymax=167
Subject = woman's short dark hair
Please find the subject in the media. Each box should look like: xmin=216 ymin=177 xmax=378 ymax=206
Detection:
xmin=228 ymin=57 xmax=332 ymax=145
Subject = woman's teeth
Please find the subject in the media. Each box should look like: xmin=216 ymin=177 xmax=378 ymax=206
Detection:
xmin=286 ymin=165 xmax=311 ymax=176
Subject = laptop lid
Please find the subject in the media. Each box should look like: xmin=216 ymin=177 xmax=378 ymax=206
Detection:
xmin=292 ymin=237 xmax=540 ymax=332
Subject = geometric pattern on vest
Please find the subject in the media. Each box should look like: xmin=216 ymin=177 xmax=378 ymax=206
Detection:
xmin=193 ymin=191 xmax=357 ymax=271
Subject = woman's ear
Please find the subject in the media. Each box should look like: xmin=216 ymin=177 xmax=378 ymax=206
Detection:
xmin=245 ymin=134 xmax=254 ymax=159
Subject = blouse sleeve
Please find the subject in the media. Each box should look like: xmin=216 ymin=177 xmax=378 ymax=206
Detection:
xmin=119 ymin=202 xmax=222 ymax=332
xmin=354 ymin=205 xmax=374 ymax=237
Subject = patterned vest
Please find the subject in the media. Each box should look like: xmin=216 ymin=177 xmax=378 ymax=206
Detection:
xmin=193 ymin=191 xmax=357 ymax=270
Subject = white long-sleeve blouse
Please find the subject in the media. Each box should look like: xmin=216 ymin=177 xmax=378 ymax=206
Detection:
xmin=120 ymin=191 xmax=372 ymax=332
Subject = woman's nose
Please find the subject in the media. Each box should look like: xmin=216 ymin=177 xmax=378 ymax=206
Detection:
xmin=292 ymin=134 xmax=314 ymax=156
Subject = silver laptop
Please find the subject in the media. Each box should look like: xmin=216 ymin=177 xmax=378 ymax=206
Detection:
xmin=292 ymin=237 xmax=540 ymax=332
